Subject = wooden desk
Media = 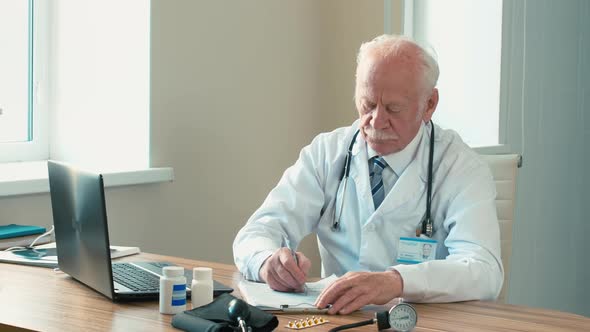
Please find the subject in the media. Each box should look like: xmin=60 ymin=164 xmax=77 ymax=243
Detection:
xmin=1 ymin=253 xmax=588 ymax=331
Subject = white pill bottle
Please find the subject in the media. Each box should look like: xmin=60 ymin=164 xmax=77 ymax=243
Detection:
xmin=191 ymin=267 xmax=213 ymax=308
xmin=159 ymin=266 xmax=187 ymax=314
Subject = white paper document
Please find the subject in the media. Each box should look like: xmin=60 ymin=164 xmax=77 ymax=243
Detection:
xmin=0 ymin=242 xmax=140 ymax=268
xmin=238 ymin=274 xmax=338 ymax=310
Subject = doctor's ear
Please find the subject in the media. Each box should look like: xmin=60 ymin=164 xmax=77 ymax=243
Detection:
xmin=422 ymin=88 xmax=438 ymax=122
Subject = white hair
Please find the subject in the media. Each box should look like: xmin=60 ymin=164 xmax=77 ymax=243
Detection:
xmin=355 ymin=34 xmax=440 ymax=95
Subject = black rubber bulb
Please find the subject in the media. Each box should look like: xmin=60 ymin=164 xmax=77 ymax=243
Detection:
xmin=228 ymin=298 xmax=251 ymax=328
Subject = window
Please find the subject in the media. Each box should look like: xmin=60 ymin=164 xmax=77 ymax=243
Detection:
xmin=0 ymin=0 xmax=149 ymax=169
xmin=0 ymin=0 xmax=48 ymax=162
xmin=404 ymin=0 xmax=504 ymax=148
xmin=49 ymin=0 xmax=150 ymax=171
xmin=0 ymin=0 xmax=29 ymax=142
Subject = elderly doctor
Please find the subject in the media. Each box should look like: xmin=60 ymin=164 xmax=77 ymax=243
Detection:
xmin=233 ymin=34 xmax=503 ymax=315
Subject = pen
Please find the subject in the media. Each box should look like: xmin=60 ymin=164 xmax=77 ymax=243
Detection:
xmin=279 ymin=307 xmax=329 ymax=314
xmin=279 ymin=304 xmax=332 ymax=314
xmin=282 ymin=235 xmax=299 ymax=265
xmin=283 ymin=236 xmax=307 ymax=293
xmin=289 ymin=245 xmax=299 ymax=267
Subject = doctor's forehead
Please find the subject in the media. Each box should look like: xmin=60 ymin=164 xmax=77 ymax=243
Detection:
xmin=355 ymin=76 xmax=416 ymax=106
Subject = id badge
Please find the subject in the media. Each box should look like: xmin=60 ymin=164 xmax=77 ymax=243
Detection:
xmin=396 ymin=237 xmax=438 ymax=264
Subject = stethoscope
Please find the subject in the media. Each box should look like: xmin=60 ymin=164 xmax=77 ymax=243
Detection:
xmin=331 ymin=120 xmax=435 ymax=238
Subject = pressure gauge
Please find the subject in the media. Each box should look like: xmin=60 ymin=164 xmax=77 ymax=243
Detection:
xmin=387 ymin=303 xmax=418 ymax=331
xmin=335 ymin=302 xmax=418 ymax=332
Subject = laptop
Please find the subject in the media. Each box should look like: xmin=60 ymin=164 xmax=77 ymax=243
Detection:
xmin=47 ymin=160 xmax=233 ymax=301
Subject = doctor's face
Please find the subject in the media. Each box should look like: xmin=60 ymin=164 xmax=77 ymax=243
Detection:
xmin=355 ymin=55 xmax=438 ymax=156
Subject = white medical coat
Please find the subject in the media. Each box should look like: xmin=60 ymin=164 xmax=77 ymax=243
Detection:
xmin=233 ymin=120 xmax=503 ymax=302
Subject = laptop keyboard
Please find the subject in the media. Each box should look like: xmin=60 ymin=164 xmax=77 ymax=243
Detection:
xmin=112 ymin=263 xmax=161 ymax=292
xmin=143 ymin=262 xmax=174 ymax=269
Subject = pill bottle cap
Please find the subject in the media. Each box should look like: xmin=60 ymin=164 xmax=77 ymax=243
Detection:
xmin=193 ymin=267 xmax=213 ymax=280
xmin=163 ymin=266 xmax=184 ymax=277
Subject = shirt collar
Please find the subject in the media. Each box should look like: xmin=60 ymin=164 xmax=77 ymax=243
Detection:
xmin=367 ymin=122 xmax=425 ymax=176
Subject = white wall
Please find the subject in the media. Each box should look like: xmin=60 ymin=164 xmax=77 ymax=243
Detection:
xmin=502 ymin=0 xmax=589 ymax=317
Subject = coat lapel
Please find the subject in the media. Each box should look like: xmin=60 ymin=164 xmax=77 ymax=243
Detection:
xmin=349 ymin=132 xmax=368 ymax=198
xmin=378 ymin=160 xmax=426 ymax=212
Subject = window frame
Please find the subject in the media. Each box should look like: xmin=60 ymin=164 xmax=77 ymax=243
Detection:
xmin=0 ymin=0 xmax=49 ymax=163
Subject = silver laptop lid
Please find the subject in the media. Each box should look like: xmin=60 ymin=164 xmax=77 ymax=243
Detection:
xmin=47 ymin=160 xmax=115 ymax=300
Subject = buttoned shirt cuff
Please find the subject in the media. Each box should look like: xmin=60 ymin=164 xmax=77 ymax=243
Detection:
xmin=245 ymin=250 xmax=274 ymax=282
xmin=389 ymin=264 xmax=427 ymax=302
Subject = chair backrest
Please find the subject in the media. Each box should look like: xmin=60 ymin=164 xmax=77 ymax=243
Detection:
xmin=479 ymin=154 xmax=520 ymax=303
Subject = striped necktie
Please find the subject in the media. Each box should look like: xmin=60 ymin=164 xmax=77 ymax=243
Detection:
xmin=370 ymin=156 xmax=387 ymax=209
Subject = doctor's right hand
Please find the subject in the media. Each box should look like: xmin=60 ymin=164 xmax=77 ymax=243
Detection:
xmin=259 ymin=248 xmax=311 ymax=292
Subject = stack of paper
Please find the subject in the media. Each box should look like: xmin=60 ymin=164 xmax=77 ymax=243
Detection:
xmin=0 ymin=242 xmax=141 ymax=268
xmin=0 ymin=233 xmax=52 ymax=250
xmin=238 ymin=274 xmax=338 ymax=310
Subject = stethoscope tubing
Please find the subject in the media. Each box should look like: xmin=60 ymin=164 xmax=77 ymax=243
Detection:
xmin=332 ymin=130 xmax=361 ymax=231
xmin=332 ymin=121 xmax=435 ymax=237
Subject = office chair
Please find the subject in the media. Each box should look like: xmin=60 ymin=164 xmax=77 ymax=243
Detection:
xmin=480 ymin=154 xmax=521 ymax=303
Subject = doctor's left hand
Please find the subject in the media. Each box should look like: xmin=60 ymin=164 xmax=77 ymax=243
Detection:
xmin=314 ymin=270 xmax=404 ymax=315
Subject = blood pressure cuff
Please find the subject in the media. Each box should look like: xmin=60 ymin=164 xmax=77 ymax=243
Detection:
xmin=171 ymin=293 xmax=279 ymax=332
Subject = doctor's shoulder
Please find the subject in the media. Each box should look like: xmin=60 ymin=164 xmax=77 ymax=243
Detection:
xmin=436 ymin=127 xmax=494 ymax=185
xmin=306 ymin=124 xmax=356 ymax=158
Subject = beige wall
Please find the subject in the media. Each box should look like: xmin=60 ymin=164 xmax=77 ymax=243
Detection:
xmin=317 ymin=0 xmax=402 ymax=131
xmin=0 ymin=0 xmax=402 ymax=278
xmin=148 ymin=0 xmax=402 ymax=276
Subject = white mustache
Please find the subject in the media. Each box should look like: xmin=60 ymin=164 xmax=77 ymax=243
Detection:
xmin=363 ymin=127 xmax=398 ymax=140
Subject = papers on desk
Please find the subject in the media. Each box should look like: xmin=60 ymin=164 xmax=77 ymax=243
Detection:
xmin=238 ymin=274 xmax=338 ymax=311
xmin=0 ymin=232 xmax=52 ymax=250
xmin=0 ymin=242 xmax=140 ymax=268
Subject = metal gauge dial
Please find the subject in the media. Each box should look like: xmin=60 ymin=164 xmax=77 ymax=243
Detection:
xmin=388 ymin=303 xmax=418 ymax=331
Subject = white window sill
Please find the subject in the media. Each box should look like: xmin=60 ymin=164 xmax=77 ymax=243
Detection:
xmin=0 ymin=161 xmax=174 ymax=197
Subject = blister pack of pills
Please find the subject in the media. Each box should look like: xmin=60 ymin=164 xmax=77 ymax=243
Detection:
xmin=285 ymin=316 xmax=329 ymax=329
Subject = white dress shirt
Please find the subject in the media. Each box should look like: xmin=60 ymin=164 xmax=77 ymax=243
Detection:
xmin=366 ymin=122 xmax=424 ymax=197
xmin=233 ymin=120 xmax=503 ymax=302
